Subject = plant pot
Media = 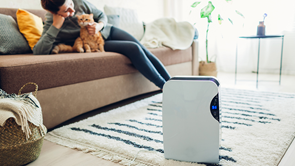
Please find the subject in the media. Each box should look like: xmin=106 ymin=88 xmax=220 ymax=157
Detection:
xmin=199 ymin=61 xmax=217 ymax=77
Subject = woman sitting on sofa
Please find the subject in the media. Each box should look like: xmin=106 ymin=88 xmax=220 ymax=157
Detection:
xmin=34 ymin=0 xmax=171 ymax=89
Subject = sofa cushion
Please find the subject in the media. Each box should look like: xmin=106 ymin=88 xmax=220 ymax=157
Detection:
xmin=107 ymin=15 xmax=120 ymax=27
xmin=0 ymin=47 xmax=192 ymax=94
xmin=0 ymin=14 xmax=32 ymax=55
xmin=104 ymin=5 xmax=144 ymax=41
xmin=16 ymin=9 xmax=44 ymax=50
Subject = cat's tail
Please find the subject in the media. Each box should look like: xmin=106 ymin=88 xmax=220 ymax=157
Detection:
xmin=51 ymin=44 xmax=73 ymax=54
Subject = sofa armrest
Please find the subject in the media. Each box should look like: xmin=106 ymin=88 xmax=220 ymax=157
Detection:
xmin=192 ymin=39 xmax=199 ymax=75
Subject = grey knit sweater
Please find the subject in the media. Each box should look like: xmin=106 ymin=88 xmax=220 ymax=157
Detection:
xmin=33 ymin=0 xmax=111 ymax=55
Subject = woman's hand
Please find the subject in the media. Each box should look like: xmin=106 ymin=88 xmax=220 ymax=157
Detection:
xmin=52 ymin=14 xmax=65 ymax=29
xmin=87 ymin=22 xmax=104 ymax=35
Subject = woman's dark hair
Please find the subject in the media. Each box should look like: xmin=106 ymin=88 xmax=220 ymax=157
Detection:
xmin=41 ymin=0 xmax=66 ymax=13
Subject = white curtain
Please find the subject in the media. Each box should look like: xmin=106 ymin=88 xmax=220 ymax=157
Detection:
xmin=164 ymin=0 xmax=295 ymax=75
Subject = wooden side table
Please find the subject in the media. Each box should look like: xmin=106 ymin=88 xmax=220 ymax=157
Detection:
xmin=235 ymin=35 xmax=284 ymax=88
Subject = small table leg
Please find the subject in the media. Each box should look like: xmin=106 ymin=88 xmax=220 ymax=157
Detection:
xmin=256 ymin=38 xmax=261 ymax=89
xmin=235 ymin=40 xmax=238 ymax=84
xmin=279 ymin=36 xmax=284 ymax=85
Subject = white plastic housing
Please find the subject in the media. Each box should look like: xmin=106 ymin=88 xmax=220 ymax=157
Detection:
xmin=162 ymin=76 xmax=220 ymax=164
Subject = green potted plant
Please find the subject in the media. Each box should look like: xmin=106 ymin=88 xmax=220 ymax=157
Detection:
xmin=190 ymin=0 xmax=244 ymax=77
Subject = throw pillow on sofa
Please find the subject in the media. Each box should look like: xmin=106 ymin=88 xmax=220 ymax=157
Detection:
xmin=104 ymin=5 xmax=144 ymax=41
xmin=107 ymin=15 xmax=120 ymax=28
xmin=16 ymin=9 xmax=43 ymax=50
xmin=0 ymin=14 xmax=31 ymax=55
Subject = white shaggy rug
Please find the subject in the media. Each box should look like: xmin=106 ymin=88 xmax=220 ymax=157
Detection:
xmin=45 ymin=88 xmax=295 ymax=166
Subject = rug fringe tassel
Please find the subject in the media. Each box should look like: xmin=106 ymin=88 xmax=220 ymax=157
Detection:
xmin=45 ymin=133 xmax=152 ymax=166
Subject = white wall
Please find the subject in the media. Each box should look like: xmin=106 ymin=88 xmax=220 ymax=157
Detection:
xmin=0 ymin=0 xmax=165 ymax=23
xmin=85 ymin=0 xmax=165 ymax=23
xmin=0 ymin=0 xmax=43 ymax=9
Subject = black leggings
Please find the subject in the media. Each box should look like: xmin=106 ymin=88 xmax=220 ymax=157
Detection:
xmin=104 ymin=26 xmax=171 ymax=89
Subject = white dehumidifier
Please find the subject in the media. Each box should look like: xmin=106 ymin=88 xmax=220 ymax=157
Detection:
xmin=162 ymin=76 xmax=220 ymax=164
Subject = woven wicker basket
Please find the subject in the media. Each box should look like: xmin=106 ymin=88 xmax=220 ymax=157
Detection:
xmin=199 ymin=61 xmax=217 ymax=77
xmin=0 ymin=82 xmax=47 ymax=166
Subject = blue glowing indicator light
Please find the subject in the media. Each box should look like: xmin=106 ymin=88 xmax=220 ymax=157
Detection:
xmin=212 ymin=106 xmax=217 ymax=109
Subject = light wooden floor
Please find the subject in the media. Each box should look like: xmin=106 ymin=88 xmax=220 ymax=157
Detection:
xmin=27 ymin=72 xmax=295 ymax=166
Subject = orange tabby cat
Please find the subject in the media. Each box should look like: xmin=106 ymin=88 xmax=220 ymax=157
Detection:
xmin=51 ymin=13 xmax=105 ymax=54
xmin=73 ymin=14 xmax=105 ymax=53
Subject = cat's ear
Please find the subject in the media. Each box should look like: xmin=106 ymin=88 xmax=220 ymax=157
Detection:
xmin=90 ymin=13 xmax=93 ymax=18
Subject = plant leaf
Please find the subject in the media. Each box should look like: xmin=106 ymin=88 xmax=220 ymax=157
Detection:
xmin=228 ymin=18 xmax=233 ymax=24
xmin=225 ymin=0 xmax=232 ymax=2
xmin=235 ymin=10 xmax=245 ymax=18
xmin=191 ymin=1 xmax=201 ymax=8
xmin=200 ymin=1 xmax=215 ymax=18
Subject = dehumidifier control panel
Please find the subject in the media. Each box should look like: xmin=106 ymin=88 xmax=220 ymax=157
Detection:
xmin=210 ymin=94 xmax=219 ymax=122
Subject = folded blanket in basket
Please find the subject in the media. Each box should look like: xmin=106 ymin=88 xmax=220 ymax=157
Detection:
xmin=0 ymin=89 xmax=46 ymax=140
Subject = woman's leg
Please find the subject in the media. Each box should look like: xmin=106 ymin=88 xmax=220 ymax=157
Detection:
xmin=104 ymin=27 xmax=171 ymax=89
xmin=104 ymin=40 xmax=166 ymax=89
xmin=106 ymin=27 xmax=171 ymax=81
